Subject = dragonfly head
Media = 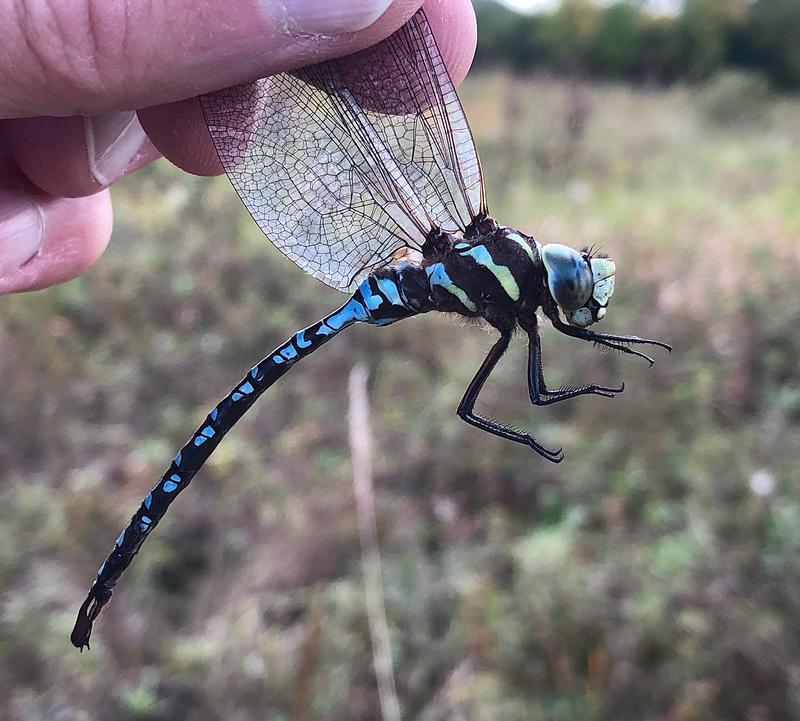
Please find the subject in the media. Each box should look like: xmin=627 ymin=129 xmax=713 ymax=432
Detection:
xmin=541 ymin=243 xmax=616 ymax=328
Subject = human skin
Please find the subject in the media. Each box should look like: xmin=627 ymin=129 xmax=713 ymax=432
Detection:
xmin=0 ymin=0 xmax=476 ymax=295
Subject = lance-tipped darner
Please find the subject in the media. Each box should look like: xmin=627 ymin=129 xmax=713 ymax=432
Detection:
xmin=72 ymin=8 xmax=670 ymax=649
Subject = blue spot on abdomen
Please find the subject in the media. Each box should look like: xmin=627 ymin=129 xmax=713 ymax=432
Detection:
xmin=376 ymin=278 xmax=403 ymax=307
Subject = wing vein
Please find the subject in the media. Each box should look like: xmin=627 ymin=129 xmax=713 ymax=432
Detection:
xmin=200 ymin=9 xmax=487 ymax=291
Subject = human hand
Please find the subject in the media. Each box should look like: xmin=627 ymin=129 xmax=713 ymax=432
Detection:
xmin=0 ymin=0 xmax=476 ymax=296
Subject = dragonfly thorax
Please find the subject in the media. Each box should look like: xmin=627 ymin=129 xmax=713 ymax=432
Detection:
xmin=345 ymin=229 xmax=618 ymax=336
xmin=416 ymin=225 xmax=545 ymax=323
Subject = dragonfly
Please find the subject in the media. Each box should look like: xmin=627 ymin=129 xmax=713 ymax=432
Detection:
xmin=71 ymin=8 xmax=670 ymax=649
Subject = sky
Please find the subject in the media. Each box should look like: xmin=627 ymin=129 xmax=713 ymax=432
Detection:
xmin=497 ymin=0 xmax=682 ymax=16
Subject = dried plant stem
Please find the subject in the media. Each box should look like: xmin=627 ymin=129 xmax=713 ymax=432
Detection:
xmin=348 ymin=364 xmax=402 ymax=721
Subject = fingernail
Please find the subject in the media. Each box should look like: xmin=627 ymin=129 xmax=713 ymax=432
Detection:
xmin=0 ymin=190 xmax=45 ymax=279
xmin=277 ymin=0 xmax=394 ymax=34
xmin=85 ymin=111 xmax=149 ymax=187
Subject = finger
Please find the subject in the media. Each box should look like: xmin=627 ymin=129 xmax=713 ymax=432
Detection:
xmin=138 ymin=0 xmax=477 ymax=176
xmin=0 ymin=0 xmax=427 ymax=119
xmin=3 ymin=0 xmax=476 ymax=191
xmin=4 ymin=114 xmax=161 ymax=197
xmin=138 ymin=100 xmax=224 ymax=177
xmin=0 ymin=188 xmax=112 ymax=295
xmin=424 ymin=0 xmax=477 ymax=87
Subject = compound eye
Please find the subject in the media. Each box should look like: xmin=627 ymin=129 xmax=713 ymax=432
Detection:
xmin=590 ymin=258 xmax=616 ymax=305
xmin=541 ymin=244 xmax=593 ymax=311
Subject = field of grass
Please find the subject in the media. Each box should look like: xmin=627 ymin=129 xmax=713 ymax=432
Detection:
xmin=2 ymin=73 xmax=800 ymax=720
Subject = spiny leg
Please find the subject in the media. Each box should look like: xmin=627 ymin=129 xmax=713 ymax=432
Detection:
xmin=457 ymin=332 xmax=563 ymax=462
xmin=547 ymin=311 xmax=672 ymax=366
xmin=526 ymin=323 xmax=623 ymax=406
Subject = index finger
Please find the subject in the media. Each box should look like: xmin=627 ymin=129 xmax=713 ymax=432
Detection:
xmin=5 ymin=0 xmax=476 ymax=191
xmin=0 ymin=0 xmax=426 ymax=118
xmin=142 ymin=0 xmax=477 ymax=175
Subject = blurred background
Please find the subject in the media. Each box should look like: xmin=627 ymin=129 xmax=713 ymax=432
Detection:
xmin=2 ymin=1 xmax=800 ymax=719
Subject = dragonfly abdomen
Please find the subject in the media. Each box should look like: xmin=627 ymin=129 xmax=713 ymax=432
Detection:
xmin=71 ymin=281 xmax=426 ymax=649
xmin=354 ymin=262 xmax=434 ymax=325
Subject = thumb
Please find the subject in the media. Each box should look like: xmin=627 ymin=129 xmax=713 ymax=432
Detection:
xmin=0 ymin=0 xmax=419 ymax=119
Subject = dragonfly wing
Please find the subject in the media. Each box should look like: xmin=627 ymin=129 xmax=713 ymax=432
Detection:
xmin=201 ymin=9 xmax=486 ymax=291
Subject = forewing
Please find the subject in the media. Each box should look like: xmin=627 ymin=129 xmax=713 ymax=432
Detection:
xmin=201 ymin=9 xmax=486 ymax=291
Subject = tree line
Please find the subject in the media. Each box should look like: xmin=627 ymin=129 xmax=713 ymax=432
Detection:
xmin=474 ymin=0 xmax=800 ymax=89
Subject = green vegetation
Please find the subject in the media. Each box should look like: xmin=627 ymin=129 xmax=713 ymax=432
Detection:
xmin=475 ymin=0 xmax=800 ymax=89
xmin=2 ymin=73 xmax=800 ymax=719
xmin=696 ymin=70 xmax=772 ymax=126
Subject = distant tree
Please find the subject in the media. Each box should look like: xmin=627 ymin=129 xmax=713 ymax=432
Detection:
xmin=675 ymin=0 xmax=735 ymax=80
xmin=639 ymin=15 xmax=684 ymax=84
xmin=746 ymin=0 xmax=800 ymax=88
xmin=537 ymin=0 xmax=600 ymax=74
xmin=590 ymin=2 xmax=645 ymax=79
xmin=471 ymin=0 xmax=800 ymax=91
xmin=474 ymin=2 xmax=547 ymax=72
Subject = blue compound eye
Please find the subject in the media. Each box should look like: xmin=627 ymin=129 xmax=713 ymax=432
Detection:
xmin=541 ymin=244 xmax=593 ymax=311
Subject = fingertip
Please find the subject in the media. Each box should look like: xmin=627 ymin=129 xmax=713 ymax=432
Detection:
xmin=0 ymin=190 xmax=112 ymax=295
xmin=0 ymin=188 xmax=45 ymax=280
xmin=138 ymin=100 xmax=224 ymax=177
xmin=424 ymin=0 xmax=477 ymax=86
xmin=6 ymin=114 xmax=160 ymax=198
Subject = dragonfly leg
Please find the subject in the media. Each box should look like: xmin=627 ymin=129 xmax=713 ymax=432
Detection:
xmin=457 ymin=332 xmax=564 ymax=462
xmin=545 ymin=308 xmax=672 ymax=367
xmin=526 ymin=323 xmax=624 ymax=406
